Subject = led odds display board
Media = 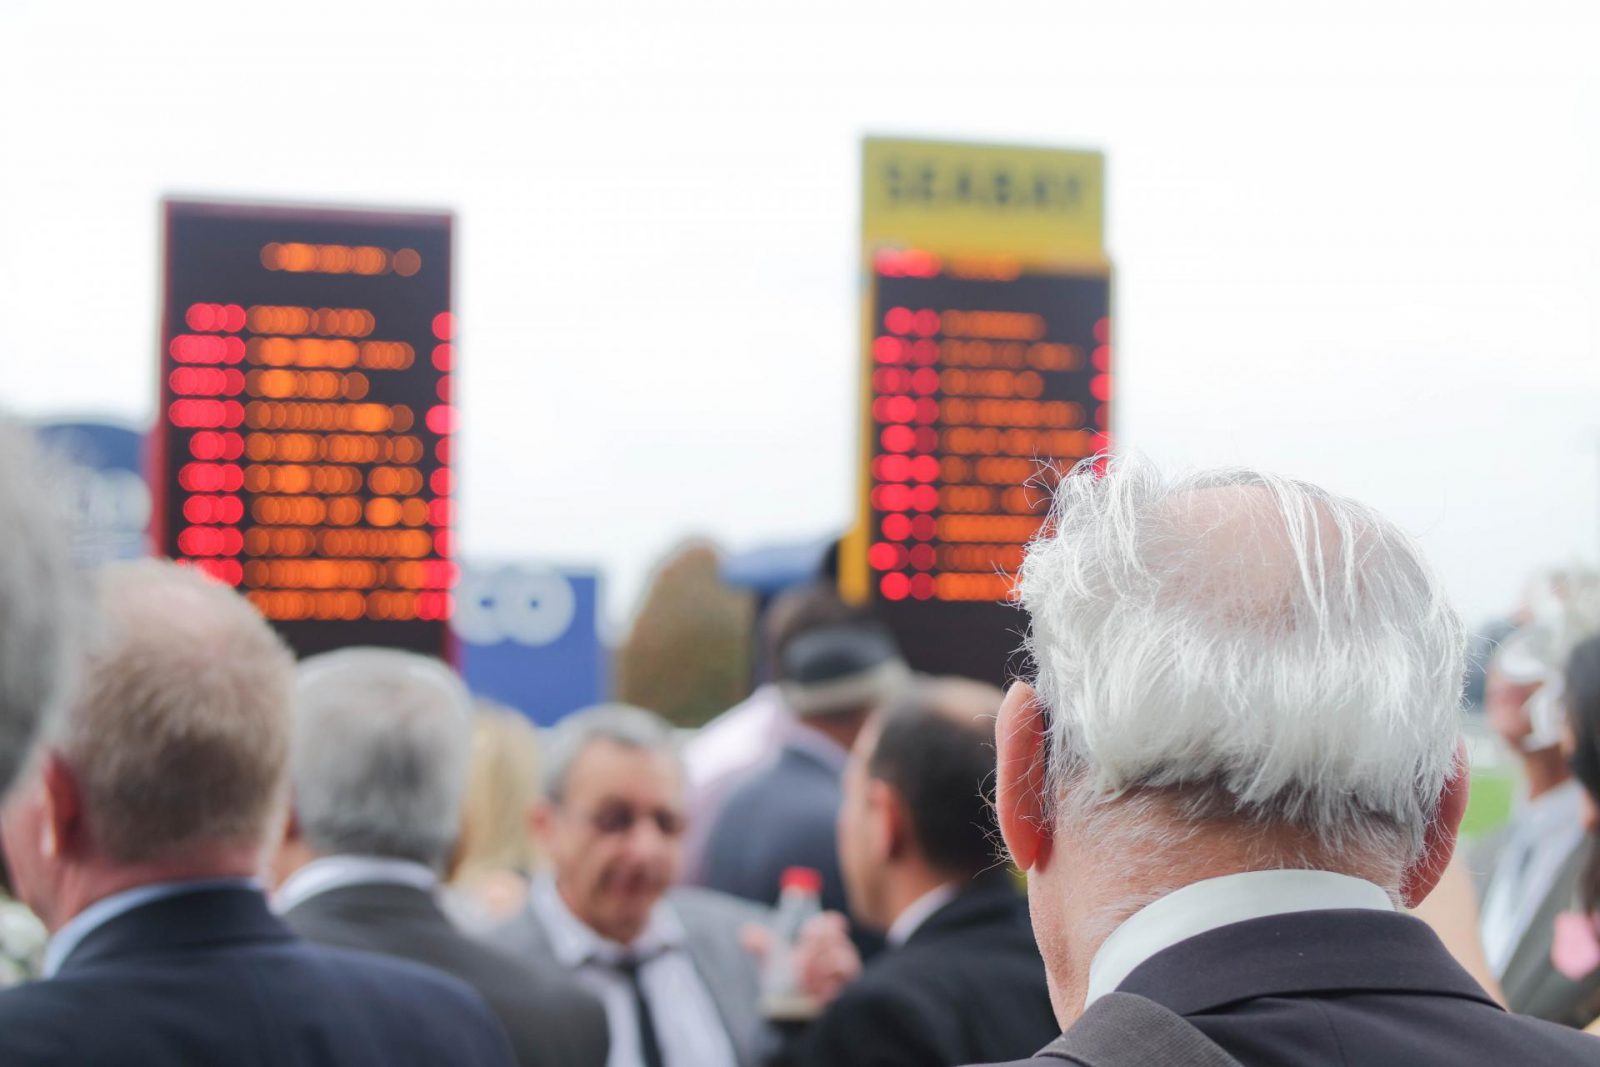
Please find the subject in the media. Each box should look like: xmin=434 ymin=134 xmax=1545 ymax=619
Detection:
xmin=155 ymin=200 xmax=455 ymax=659
xmin=840 ymin=139 xmax=1112 ymax=684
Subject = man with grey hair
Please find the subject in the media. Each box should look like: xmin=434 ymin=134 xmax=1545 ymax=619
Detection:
xmin=0 ymin=422 xmax=79 ymax=796
xmin=274 ymin=647 xmax=609 ymax=1067
xmin=492 ymin=703 xmax=772 ymax=1067
xmin=0 ymin=562 xmax=516 ymax=1066
xmin=977 ymin=461 xmax=1598 ymax=1066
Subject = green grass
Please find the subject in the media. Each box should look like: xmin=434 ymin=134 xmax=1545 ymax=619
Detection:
xmin=1460 ymin=767 xmax=1517 ymax=840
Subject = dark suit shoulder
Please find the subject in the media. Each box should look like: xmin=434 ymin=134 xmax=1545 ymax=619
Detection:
xmin=803 ymin=893 xmax=1055 ymax=1067
xmin=0 ymin=937 xmax=515 ymax=1067
xmin=285 ymin=887 xmax=607 ymax=1067
xmin=1121 ymin=909 xmax=1600 ymax=1067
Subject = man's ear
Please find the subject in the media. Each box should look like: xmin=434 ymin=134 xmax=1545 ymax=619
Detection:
xmin=868 ymin=779 xmax=906 ymax=863
xmin=528 ymin=800 xmax=556 ymax=847
xmin=39 ymin=751 xmax=82 ymax=861
xmin=1400 ymin=739 xmax=1470 ymax=909
xmin=996 ymin=682 xmax=1053 ymax=873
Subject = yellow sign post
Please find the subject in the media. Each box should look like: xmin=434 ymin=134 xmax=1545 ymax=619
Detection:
xmin=842 ymin=137 xmax=1113 ymax=682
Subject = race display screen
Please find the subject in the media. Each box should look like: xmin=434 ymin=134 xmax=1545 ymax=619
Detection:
xmin=155 ymin=200 xmax=455 ymax=659
xmin=864 ymin=251 xmax=1110 ymax=681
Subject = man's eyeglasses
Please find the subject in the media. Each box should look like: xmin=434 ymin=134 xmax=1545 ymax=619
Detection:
xmin=575 ymin=802 xmax=685 ymax=838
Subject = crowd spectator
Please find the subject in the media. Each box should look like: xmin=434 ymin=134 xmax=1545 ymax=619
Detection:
xmin=682 ymin=584 xmax=821 ymax=880
xmin=789 ymin=677 xmax=1057 ymax=1067
xmin=0 ymin=420 xmax=79 ymax=797
xmin=493 ymin=704 xmax=771 ymax=1067
xmin=699 ymin=586 xmax=908 ymax=939
xmin=273 ymin=647 xmax=609 ymax=1067
xmin=1473 ymin=574 xmax=1600 ymax=1023
xmin=1551 ymin=632 xmax=1600 ymax=1026
xmin=0 ymin=562 xmax=516 ymax=1066
xmin=980 ymin=461 xmax=1598 ymax=1065
xmin=449 ymin=702 xmax=550 ymax=931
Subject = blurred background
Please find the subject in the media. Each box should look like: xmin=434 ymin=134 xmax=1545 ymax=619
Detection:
xmin=4 ymin=1 xmax=1599 ymax=752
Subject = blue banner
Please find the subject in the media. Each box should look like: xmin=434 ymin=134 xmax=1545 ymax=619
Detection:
xmin=453 ymin=565 xmax=607 ymax=725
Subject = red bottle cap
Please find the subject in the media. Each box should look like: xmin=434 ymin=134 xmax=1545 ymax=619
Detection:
xmin=780 ymin=866 xmax=823 ymax=895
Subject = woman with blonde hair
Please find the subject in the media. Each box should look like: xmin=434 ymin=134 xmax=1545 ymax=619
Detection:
xmin=446 ymin=702 xmax=546 ymax=931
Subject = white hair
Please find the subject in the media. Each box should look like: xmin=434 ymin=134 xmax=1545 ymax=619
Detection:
xmin=1017 ymin=458 xmax=1466 ymax=871
xmin=0 ymin=422 xmax=82 ymax=797
xmin=51 ymin=560 xmax=293 ymax=862
xmin=291 ymin=648 xmax=473 ymax=870
xmin=542 ymin=703 xmax=680 ymax=802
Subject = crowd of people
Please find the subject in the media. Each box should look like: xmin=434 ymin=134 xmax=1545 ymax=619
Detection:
xmin=3 ymin=417 xmax=1600 ymax=1065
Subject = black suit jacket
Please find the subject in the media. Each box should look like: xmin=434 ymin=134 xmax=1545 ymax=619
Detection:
xmin=797 ymin=878 xmax=1058 ymax=1067
xmin=283 ymin=880 xmax=609 ymax=1067
xmin=0 ymin=885 xmax=515 ymax=1066
xmin=975 ymin=909 xmax=1600 ymax=1067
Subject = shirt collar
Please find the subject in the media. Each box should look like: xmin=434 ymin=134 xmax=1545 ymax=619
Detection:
xmin=529 ymin=873 xmax=684 ymax=967
xmin=886 ymin=883 xmax=960 ymax=947
xmin=44 ymin=877 xmax=258 ymax=978
xmin=274 ymin=855 xmax=438 ymax=914
xmin=1084 ymin=869 xmax=1395 ymax=1008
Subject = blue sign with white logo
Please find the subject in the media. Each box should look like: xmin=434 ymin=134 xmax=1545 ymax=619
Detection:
xmin=454 ymin=565 xmax=607 ymax=726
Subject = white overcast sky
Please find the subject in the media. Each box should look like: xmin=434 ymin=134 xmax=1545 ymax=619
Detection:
xmin=3 ymin=0 xmax=1598 ymax=629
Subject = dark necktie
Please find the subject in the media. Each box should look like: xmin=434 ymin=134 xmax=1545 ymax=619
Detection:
xmin=615 ymin=953 xmax=666 ymax=1067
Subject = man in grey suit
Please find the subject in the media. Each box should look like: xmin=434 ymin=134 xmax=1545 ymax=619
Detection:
xmin=273 ymin=648 xmax=609 ymax=1067
xmin=491 ymin=704 xmax=772 ymax=1067
xmin=1473 ymin=610 xmax=1600 ymax=1024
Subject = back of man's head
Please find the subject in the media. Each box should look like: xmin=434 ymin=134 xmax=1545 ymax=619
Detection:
xmin=0 ymin=422 xmax=81 ymax=796
xmin=868 ymin=677 xmax=1004 ymax=881
xmin=52 ymin=560 xmax=293 ymax=863
xmin=291 ymin=648 xmax=473 ymax=871
xmin=771 ymin=584 xmax=908 ymax=720
xmin=1017 ymin=460 xmax=1465 ymax=876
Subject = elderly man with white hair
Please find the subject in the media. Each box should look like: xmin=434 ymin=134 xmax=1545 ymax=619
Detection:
xmin=977 ymin=462 xmax=1599 ymax=1066
xmin=273 ymin=647 xmax=609 ymax=1067
xmin=0 ymin=562 xmax=517 ymax=1067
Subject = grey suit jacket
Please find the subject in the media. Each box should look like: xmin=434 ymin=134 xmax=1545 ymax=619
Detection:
xmin=1500 ymin=836 xmax=1600 ymax=1026
xmin=488 ymin=885 xmax=773 ymax=1067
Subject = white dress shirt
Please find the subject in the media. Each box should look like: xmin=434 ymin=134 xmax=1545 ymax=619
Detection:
xmin=1084 ymin=869 xmax=1396 ymax=1008
xmin=274 ymin=854 xmax=439 ymax=914
xmin=886 ymin=883 xmax=960 ymax=947
xmin=1478 ymin=779 xmax=1587 ymax=976
xmin=528 ymin=876 xmax=738 ymax=1067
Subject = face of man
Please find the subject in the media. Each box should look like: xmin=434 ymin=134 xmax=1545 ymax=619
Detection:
xmin=537 ymin=740 xmax=685 ymax=945
xmin=1485 ymin=667 xmax=1542 ymax=750
xmin=836 ymin=718 xmax=889 ymax=930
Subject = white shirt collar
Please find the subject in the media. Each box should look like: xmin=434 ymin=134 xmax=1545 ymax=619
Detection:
xmin=274 ymin=855 xmax=438 ymax=914
xmin=529 ymin=874 xmax=685 ymax=967
xmin=44 ymin=877 xmax=258 ymax=978
xmin=1084 ymin=869 xmax=1395 ymax=1008
xmin=886 ymin=883 xmax=960 ymax=947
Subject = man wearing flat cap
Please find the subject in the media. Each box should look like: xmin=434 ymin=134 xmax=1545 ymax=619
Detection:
xmin=698 ymin=585 xmax=908 ymax=936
